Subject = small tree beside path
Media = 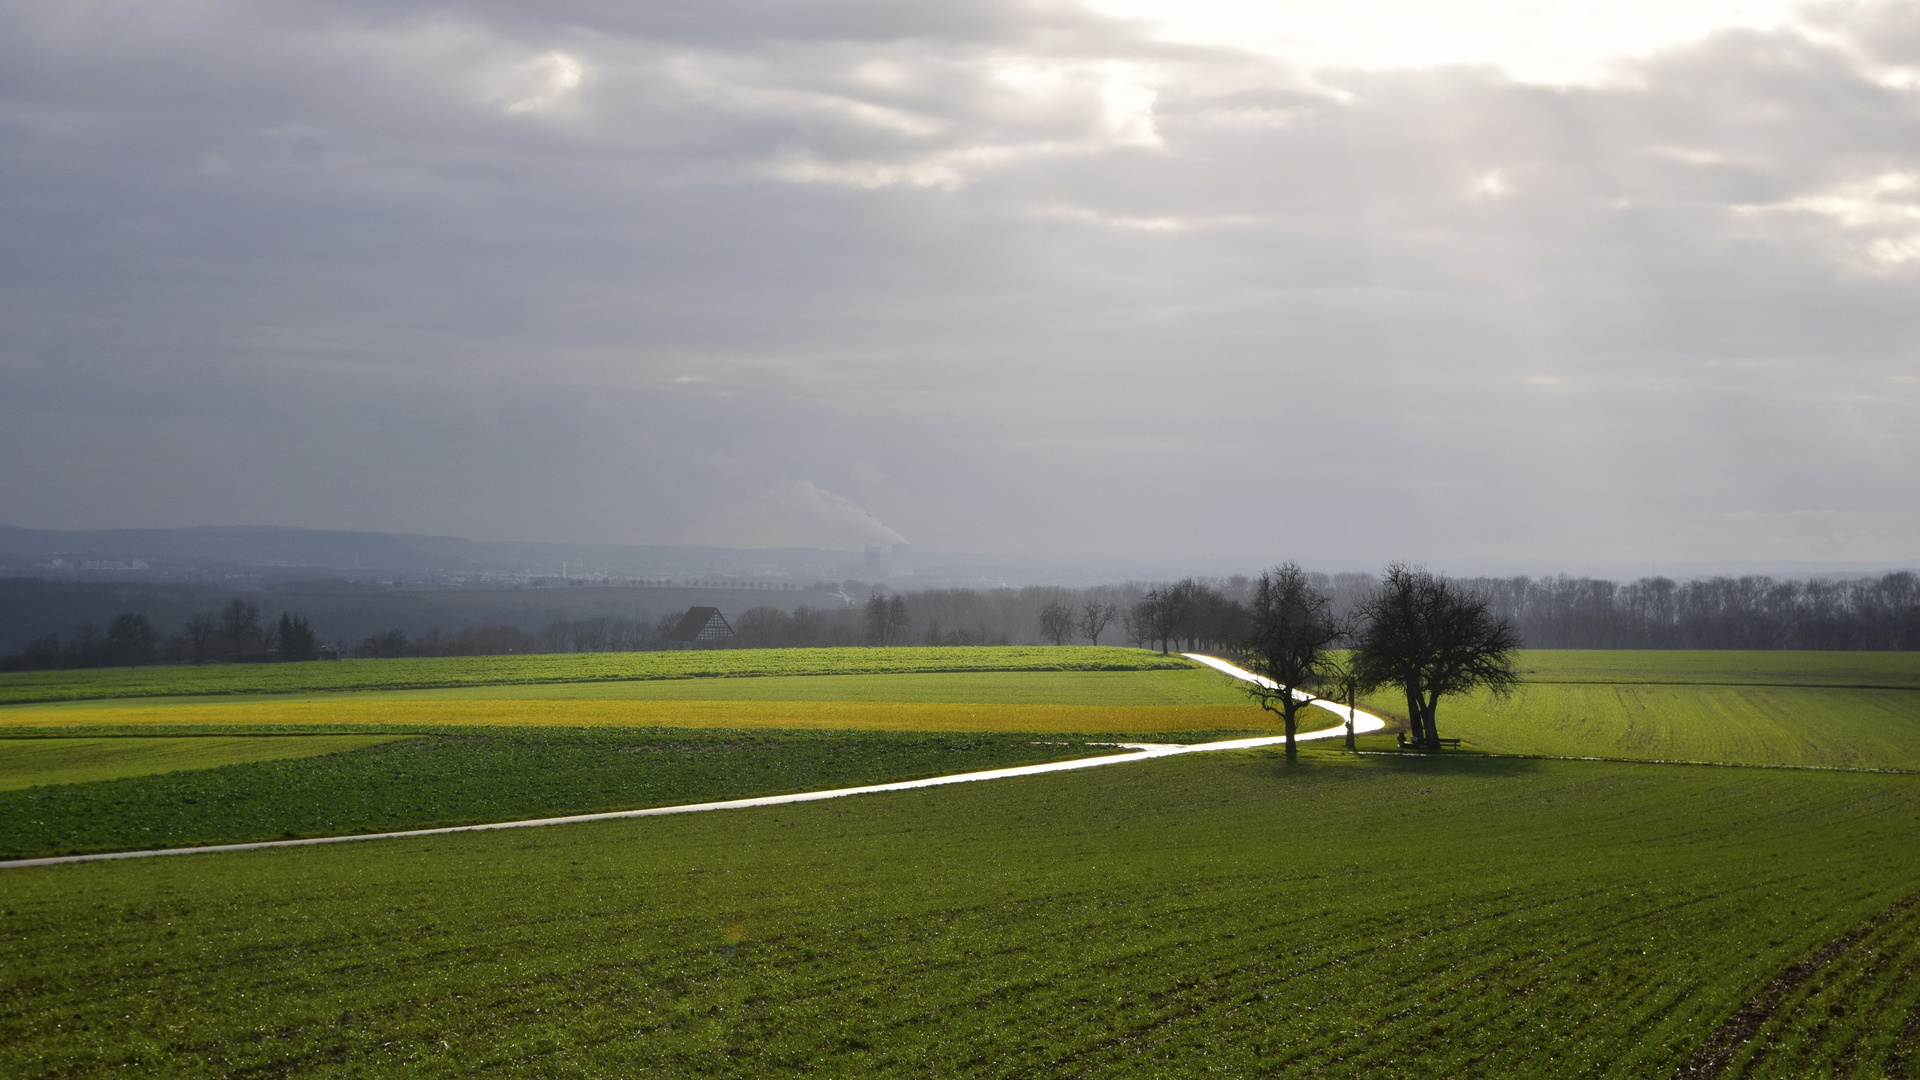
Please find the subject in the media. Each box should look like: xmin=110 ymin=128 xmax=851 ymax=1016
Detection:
xmin=1238 ymin=563 xmax=1343 ymax=757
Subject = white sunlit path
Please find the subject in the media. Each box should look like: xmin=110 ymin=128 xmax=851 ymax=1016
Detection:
xmin=0 ymin=656 xmax=1385 ymax=871
xmin=1182 ymin=652 xmax=1386 ymax=741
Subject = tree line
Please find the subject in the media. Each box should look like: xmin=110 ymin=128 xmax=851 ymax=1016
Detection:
xmin=0 ymin=597 xmax=554 ymax=669
xmin=0 ymin=599 xmax=326 ymax=670
xmin=7 ymin=568 xmax=1913 ymax=670
xmin=1462 ymin=572 xmax=1920 ymax=650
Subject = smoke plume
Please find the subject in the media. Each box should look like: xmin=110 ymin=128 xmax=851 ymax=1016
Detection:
xmin=774 ymin=480 xmax=907 ymax=547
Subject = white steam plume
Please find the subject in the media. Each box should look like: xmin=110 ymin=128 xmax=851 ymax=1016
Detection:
xmin=774 ymin=480 xmax=907 ymax=546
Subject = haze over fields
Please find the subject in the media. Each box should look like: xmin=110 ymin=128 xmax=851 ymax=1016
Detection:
xmin=2 ymin=0 xmax=1917 ymax=572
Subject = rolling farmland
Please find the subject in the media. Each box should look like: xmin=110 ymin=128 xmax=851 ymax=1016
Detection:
xmin=1 ymin=648 xmax=1916 ymax=1077
xmin=4 ymin=751 xmax=1916 ymax=1078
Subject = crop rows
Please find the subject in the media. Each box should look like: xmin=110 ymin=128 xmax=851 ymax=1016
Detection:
xmin=4 ymin=752 xmax=1916 ymax=1077
xmin=1372 ymin=682 xmax=1920 ymax=771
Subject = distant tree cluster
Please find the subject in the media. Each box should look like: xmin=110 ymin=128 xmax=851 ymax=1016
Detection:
xmin=536 ymin=617 xmax=663 ymax=654
xmin=1126 ymin=579 xmax=1254 ymax=653
xmin=1 ymin=598 xmax=331 ymax=670
xmin=352 ymin=624 xmax=541 ymax=658
xmin=733 ymin=606 xmax=864 ymax=648
xmin=1464 ymin=572 xmax=1920 ymax=650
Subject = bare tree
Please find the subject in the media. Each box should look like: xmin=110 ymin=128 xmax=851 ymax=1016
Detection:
xmin=105 ymin=613 xmax=158 ymax=667
xmin=1077 ymin=601 xmax=1117 ymax=646
xmin=276 ymin=612 xmax=318 ymax=661
xmin=886 ymin=595 xmax=911 ymax=645
xmin=1133 ymin=588 xmax=1184 ymax=653
xmin=1239 ymin=563 xmax=1342 ymax=757
xmin=866 ymin=591 xmax=912 ymax=645
xmin=1353 ymin=564 xmax=1520 ymax=750
xmin=219 ymin=598 xmax=260 ymax=659
xmin=1320 ymin=648 xmax=1363 ymax=752
xmin=1038 ymin=601 xmax=1076 ymax=646
xmin=185 ymin=613 xmax=219 ymax=665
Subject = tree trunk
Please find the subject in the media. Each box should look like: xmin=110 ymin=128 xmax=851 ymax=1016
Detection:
xmin=1403 ymin=682 xmax=1425 ymax=744
xmin=1283 ymin=696 xmax=1298 ymax=756
xmin=1345 ymin=684 xmax=1356 ymax=751
xmin=1422 ymin=692 xmax=1441 ymax=750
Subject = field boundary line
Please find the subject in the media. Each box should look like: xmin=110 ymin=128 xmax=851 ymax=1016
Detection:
xmin=0 ymin=659 xmax=1382 ymax=870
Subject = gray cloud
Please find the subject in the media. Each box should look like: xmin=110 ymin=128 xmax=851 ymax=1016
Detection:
xmin=0 ymin=0 xmax=1916 ymax=570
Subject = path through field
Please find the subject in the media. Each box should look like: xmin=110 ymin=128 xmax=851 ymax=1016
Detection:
xmin=0 ymin=655 xmax=1381 ymax=870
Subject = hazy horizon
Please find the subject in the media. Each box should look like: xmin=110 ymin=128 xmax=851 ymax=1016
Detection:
xmin=3 ymin=1 xmax=1916 ymax=568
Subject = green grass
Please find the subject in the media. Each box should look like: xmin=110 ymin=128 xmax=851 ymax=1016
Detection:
xmin=1399 ymin=683 xmax=1920 ymax=770
xmin=0 ymin=729 xmax=1127 ymax=858
xmin=2 ymin=666 xmax=1248 ymax=713
xmin=2 ymin=750 xmax=1916 ymax=1078
xmin=0 ymin=734 xmax=406 ymax=791
xmin=0 ymin=646 xmax=1197 ymax=705
xmin=1509 ymin=649 xmax=1920 ymax=689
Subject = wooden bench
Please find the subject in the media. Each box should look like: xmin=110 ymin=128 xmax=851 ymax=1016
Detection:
xmin=1397 ymin=734 xmax=1462 ymax=749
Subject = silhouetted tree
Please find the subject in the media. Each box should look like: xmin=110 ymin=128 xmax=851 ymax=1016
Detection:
xmin=864 ymin=591 xmax=911 ymax=645
xmin=184 ymin=613 xmax=219 ymax=665
xmin=276 ymin=612 xmax=318 ymax=661
xmin=356 ymin=629 xmax=409 ymax=659
xmin=1238 ymin=563 xmax=1343 ymax=757
xmin=1354 ymin=565 xmax=1520 ymax=750
xmin=1038 ymin=601 xmax=1076 ymax=645
xmin=105 ymin=613 xmax=159 ymax=666
xmin=219 ymin=598 xmax=261 ymax=659
xmin=886 ymin=595 xmax=910 ymax=645
xmin=1078 ymin=601 xmax=1117 ymax=646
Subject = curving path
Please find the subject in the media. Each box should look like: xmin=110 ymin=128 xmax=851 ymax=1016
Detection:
xmin=0 ymin=655 xmax=1384 ymax=870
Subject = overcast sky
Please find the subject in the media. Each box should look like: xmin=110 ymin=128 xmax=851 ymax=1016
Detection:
xmin=2 ymin=0 xmax=1917 ymax=572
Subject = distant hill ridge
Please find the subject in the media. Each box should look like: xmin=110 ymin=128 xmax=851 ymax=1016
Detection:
xmin=0 ymin=524 xmax=859 ymax=577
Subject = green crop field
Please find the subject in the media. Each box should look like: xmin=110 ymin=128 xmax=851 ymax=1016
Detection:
xmin=1509 ymin=649 xmax=1920 ymax=688
xmin=1397 ymin=683 xmax=1920 ymax=770
xmin=0 ymin=734 xmax=406 ymax=791
xmin=3 ymin=750 xmax=1916 ymax=1078
xmin=1350 ymin=649 xmax=1920 ymax=770
xmin=0 ymin=729 xmax=1121 ymax=859
xmin=0 ymin=646 xmax=1196 ymax=706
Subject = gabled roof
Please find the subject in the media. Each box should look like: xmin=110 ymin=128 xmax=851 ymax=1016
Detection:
xmin=670 ymin=606 xmax=734 ymax=642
